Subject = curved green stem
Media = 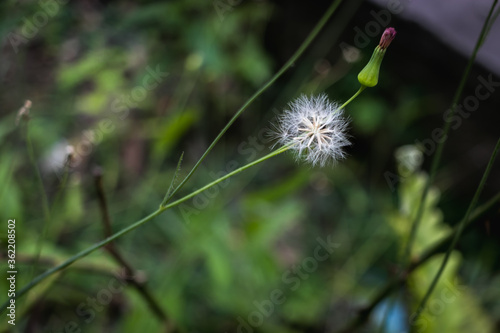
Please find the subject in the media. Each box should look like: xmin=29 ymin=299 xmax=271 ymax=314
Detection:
xmin=404 ymin=0 xmax=498 ymax=263
xmin=165 ymin=146 xmax=289 ymax=207
xmin=164 ymin=0 xmax=344 ymax=204
xmin=412 ymin=137 xmax=500 ymax=322
xmin=340 ymin=85 xmax=366 ymax=109
xmin=0 ymin=146 xmax=289 ymax=312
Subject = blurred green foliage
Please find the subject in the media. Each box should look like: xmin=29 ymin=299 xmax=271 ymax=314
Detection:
xmin=0 ymin=1 xmax=499 ymax=333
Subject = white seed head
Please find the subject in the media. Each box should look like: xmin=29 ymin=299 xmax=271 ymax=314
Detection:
xmin=271 ymin=94 xmax=351 ymax=167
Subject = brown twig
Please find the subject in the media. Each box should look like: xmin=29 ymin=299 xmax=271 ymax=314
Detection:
xmin=93 ymin=167 xmax=174 ymax=332
xmin=336 ymin=191 xmax=500 ymax=333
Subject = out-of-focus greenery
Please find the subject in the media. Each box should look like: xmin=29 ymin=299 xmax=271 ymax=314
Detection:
xmin=1 ymin=1 xmax=499 ymax=332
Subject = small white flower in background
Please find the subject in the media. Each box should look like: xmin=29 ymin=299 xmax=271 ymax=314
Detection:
xmin=395 ymin=145 xmax=423 ymax=175
xmin=271 ymin=94 xmax=351 ymax=167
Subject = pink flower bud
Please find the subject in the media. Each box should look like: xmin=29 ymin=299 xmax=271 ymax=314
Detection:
xmin=379 ymin=27 xmax=396 ymax=50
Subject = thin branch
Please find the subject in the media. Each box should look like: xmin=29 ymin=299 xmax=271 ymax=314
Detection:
xmin=93 ymin=168 xmax=174 ymax=331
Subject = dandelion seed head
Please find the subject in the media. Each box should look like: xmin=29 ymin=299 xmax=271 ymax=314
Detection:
xmin=271 ymin=94 xmax=351 ymax=167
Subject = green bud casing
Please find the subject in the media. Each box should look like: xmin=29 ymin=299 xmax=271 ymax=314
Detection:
xmin=357 ymin=27 xmax=396 ymax=88
xmin=357 ymin=46 xmax=386 ymax=88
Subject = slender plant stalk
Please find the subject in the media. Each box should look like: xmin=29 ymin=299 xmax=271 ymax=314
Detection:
xmin=411 ymin=137 xmax=500 ymax=322
xmin=404 ymin=0 xmax=498 ymax=263
xmin=482 ymin=4 xmax=500 ymax=46
xmin=1 ymin=68 xmax=380 ymax=313
xmin=15 ymin=253 xmax=134 ymax=277
xmin=161 ymin=152 xmax=184 ymax=207
xmin=163 ymin=0 xmax=345 ymax=204
xmin=414 ymin=193 xmax=500 ymax=266
xmin=338 ymin=190 xmax=500 ymax=333
xmin=0 ymin=146 xmax=290 ymax=311
xmin=50 ymin=162 xmax=71 ymax=213
xmin=2 ymin=0 xmax=342 ymax=312
xmin=5 ymin=5 xmax=364 ymax=307
xmin=340 ymin=86 xmax=365 ymax=109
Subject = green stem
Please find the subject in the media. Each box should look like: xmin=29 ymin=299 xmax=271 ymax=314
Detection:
xmin=404 ymin=0 xmax=498 ymax=263
xmin=50 ymin=162 xmax=71 ymax=212
xmin=0 ymin=146 xmax=289 ymax=311
xmin=163 ymin=146 xmax=289 ymax=207
xmin=416 ymin=192 xmax=500 ymax=266
xmin=481 ymin=3 xmax=500 ymax=46
xmin=163 ymin=0 xmax=344 ymax=204
xmin=340 ymin=86 xmax=366 ymax=109
xmin=412 ymin=137 xmax=500 ymax=322
xmin=338 ymin=190 xmax=500 ymax=333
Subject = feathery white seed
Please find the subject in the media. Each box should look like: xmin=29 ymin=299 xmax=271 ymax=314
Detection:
xmin=271 ymin=94 xmax=351 ymax=167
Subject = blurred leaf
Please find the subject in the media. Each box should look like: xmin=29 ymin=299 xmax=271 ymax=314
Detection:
xmin=152 ymin=109 xmax=199 ymax=157
xmin=389 ymin=146 xmax=495 ymax=332
xmin=58 ymin=49 xmax=126 ymax=91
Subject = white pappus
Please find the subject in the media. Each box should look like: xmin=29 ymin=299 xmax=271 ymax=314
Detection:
xmin=271 ymin=94 xmax=351 ymax=167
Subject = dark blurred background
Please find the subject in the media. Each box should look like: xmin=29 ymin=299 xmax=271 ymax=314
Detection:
xmin=1 ymin=0 xmax=499 ymax=332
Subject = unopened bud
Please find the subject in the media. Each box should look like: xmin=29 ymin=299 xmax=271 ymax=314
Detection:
xmin=379 ymin=27 xmax=396 ymax=50
xmin=357 ymin=27 xmax=396 ymax=88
